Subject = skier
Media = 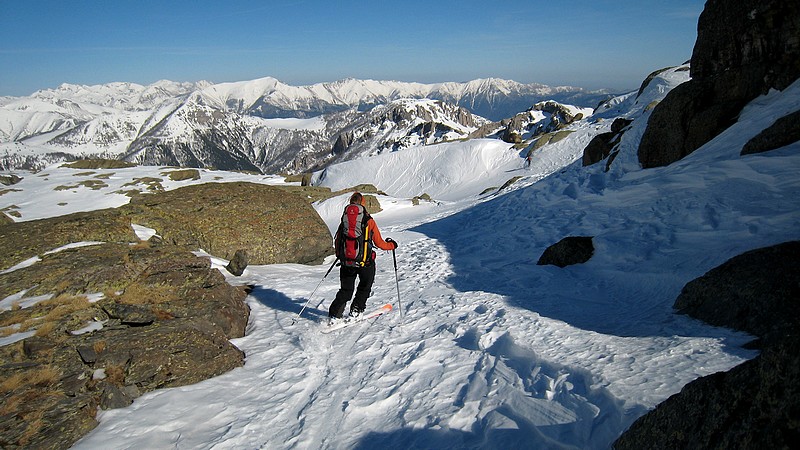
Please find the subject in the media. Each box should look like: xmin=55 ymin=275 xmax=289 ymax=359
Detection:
xmin=329 ymin=192 xmax=397 ymax=323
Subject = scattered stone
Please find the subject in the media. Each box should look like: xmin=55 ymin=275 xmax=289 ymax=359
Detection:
xmin=225 ymin=249 xmax=249 ymax=276
xmin=537 ymin=236 xmax=594 ymax=268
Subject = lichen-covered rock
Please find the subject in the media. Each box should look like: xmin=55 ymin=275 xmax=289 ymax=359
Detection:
xmin=0 ymin=208 xmax=137 ymax=272
xmin=0 ymin=242 xmax=249 ymax=449
xmin=123 ymin=181 xmax=333 ymax=265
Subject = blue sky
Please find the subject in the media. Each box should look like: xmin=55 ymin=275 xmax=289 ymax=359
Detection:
xmin=0 ymin=0 xmax=705 ymax=96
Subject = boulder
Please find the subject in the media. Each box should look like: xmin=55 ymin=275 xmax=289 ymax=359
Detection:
xmin=615 ymin=241 xmax=800 ymax=448
xmin=741 ymin=109 xmax=800 ymax=155
xmin=582 ymin=132 xmax=616 ymax=166
xmin=674 ymin=240 xmax=800 ymax=342
xmin=637 ymin=0 xmax=800 ymax=168
xmin=537 ymin=236 xmax=594 ymax=268
xmin=225 ymin=249 xmax=249 ymax=276
xmin=122 ymin=182 xmax=333 ymax=265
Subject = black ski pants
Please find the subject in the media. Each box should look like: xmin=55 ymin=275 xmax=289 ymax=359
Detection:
xmin=328 ymin=263 xmax=375 ymax=318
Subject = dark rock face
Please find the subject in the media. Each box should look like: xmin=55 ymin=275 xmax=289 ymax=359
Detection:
xmin=536 ymin=236 xmax=594 ymax=268
xmin=615 ymin=335 xmax=800 ymax=450
xmin=582 ymin=132 xmax=616 ymax=167
xmin=741 ymin=109 xmax=800 ymax=155
xmin=614 ymin=241 xmax=800 ymax=449
xmin=123 ymin=182 xmax=333 ymax=265
xmin=638 ymin=0 xmax=800 ymax=168
xmin=582 ymin=118 xmax=632 ymax=167
xmin=674 ymin=241 xmax=800 ymax=341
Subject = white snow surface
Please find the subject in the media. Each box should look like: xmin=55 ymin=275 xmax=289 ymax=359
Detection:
xmin=1 ymin=73 xmax=798 ymax=449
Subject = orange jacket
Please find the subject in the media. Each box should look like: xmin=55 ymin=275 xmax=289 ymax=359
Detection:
xmin=367 ymin=217 xmax=395 ymax=251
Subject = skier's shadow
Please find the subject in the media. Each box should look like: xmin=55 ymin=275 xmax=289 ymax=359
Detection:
xmin=248 ymin=286 xmax=327 ymax=321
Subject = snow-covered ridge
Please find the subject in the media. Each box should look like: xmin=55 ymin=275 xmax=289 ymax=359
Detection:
xmin=0 ymin=75 xmax=613 ymax=173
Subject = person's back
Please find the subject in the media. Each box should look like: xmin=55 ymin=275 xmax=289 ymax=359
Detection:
xmin=329 ymin=192 xmax=397 ymax=321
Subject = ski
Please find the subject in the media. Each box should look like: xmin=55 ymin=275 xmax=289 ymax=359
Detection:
xmin=320 ymin=303 xmax=393 ymax=334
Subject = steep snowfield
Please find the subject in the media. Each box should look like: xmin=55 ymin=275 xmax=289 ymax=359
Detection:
xmin=2 ymin=74 xmax=798 ymax=449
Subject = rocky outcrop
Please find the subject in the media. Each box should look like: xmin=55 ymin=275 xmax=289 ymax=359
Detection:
xmin=0 ymin=242 xmax=249 ymax=449
xmin=536 ymin=236 xmax=594 ymax=268
xmin=122 ymin=182 xmax=334 ymax=265
xmin=638 ymin=0 xmax=800 ymax=168
xmin=674 ymin=241 xmax=800 ymax=342
xmin=0 ymin=208 xmax=137 ymax=272
xmin=615 ymin=241 xmax=800 ymax=449
xmin=0 ymin=178 xmax=346 ymax=448
xmin=614 ymin=335 xmax=799 ymax=449
xmin=741 ymin=109 xmax=800 ymax=155
xmin=0 ymin=174 xmax=23 ymax=186
xmin=582 ymin=118 xmax=633 ymax=167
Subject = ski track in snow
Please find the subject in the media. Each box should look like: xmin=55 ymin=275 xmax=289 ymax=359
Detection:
xmin=5 ymin=73 xmax=797 ymax=449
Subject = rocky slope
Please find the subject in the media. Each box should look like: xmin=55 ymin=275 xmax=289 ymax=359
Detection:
xmin=0 ymin=171 xmax=337 ymax=448
xmin=615 ymin=0 xmax=800 ymax=446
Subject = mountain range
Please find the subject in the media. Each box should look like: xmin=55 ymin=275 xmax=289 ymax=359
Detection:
xmin=0 ymin=77 xmax=613 ymax=173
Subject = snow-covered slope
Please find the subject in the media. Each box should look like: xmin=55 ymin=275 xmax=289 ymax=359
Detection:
xmin=3 ymin=71 xmax=798 ymax=448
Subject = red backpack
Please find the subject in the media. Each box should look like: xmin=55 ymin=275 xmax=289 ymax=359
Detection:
xmin=335 ymin=203 xmax=373 ymax=267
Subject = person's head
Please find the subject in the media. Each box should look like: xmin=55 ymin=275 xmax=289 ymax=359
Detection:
xmin=349 ymin=192 xmax=365 ymax=206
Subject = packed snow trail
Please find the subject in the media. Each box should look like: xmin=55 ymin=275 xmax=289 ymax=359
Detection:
xmin=33 ymin=73 xmax=796 ymax=449
xmin=70 ymin=231 xmax=754 ymax=450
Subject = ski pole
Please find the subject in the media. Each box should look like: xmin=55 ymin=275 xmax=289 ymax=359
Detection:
xmin=390 ymin=245 xmax=402 ymax=319
xmin=291 ymin=258 xmax=338 ymax=325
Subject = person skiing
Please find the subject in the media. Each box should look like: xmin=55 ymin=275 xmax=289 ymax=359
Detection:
xmin=329 ymin=191 xmax=397 ymax=323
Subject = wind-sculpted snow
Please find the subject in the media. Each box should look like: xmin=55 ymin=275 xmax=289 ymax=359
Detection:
xmin=3 ymin=70 xmax=798 ymax=449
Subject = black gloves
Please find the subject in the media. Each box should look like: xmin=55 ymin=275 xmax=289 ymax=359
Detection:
xmin=385 ymin=237 xmax=398 ymax=250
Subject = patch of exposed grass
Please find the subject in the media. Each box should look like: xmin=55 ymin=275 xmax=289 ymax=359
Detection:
xmin=163 ymin=169 xmax=201 ymax=181
xmin=104 ymin=363 xmax=126 ymax=385
xmin=0 ymin=365 xmax=60 ymax=394
xmin=2 ymin=205 xmax=21 ymax=218
xmin=0 ymin=188 xmax=22 ymax=196
xmin=0 ymin=294 xmax=90 ymax=337
xmin=54 ymin=179 xmax=108 ymax=191
xmin=119 ymin=282 xmax=179 ymax=305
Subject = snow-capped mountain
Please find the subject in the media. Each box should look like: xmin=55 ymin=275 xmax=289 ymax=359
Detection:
xmin=0 ymin=77 xmax=611 ymax=173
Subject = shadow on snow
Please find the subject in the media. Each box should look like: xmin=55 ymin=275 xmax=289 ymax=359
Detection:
xmin=411 ymin=185 xmax=754 ymax=349
xmin=248 ymin=285 xmax=328 ymax=323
